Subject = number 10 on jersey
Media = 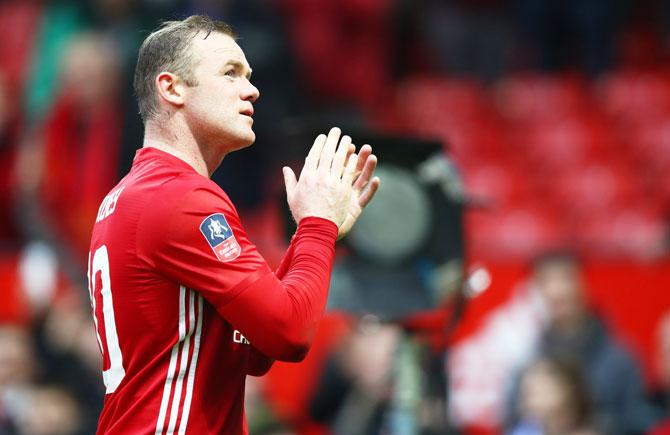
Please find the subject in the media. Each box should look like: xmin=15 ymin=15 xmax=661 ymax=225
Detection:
xmin=88 ymin=245 xmax=126 ymax=394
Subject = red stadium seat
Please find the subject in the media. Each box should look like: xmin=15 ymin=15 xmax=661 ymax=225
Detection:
xmin=595 ymin=71 xmax=670 ymax=124
xmin=389 ymin=76 xmax=509 ymax=163
xmin=575 ymin=207 xmax=667 ymax=260
xmin=629 ymin=119 xmax=670 ymax=171
xmin=519 ymin=118 xmax=610 ymax=172
xmin=550 ymin=162 xmax=638 ymax=219
xmin=462 ymin=161 xmax=529 ymax=208
xmin=465 ymin=206 xmax=565 ymax=261
xmin=394 ymin=76 xmax=490 ymax=134
xmin=378 ymin=71 xmax=667 ymax=261
xmin=493 ymin=73 xmax=590 ymax=122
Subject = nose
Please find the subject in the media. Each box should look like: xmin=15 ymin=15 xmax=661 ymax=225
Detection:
xmin=242 ymin=79 xmax=260 ymax=103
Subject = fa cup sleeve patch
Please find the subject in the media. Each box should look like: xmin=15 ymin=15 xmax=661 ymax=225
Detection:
xmin=199 ymin=213 xmax=242 ymax=262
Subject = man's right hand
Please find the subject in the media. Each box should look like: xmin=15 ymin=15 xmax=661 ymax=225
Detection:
xmin=283 ymin=127 xmax=377 ymax=230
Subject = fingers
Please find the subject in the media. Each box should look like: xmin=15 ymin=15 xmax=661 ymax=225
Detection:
xmin=282 ymin=166 xmax=297 ymax=195
xmin=345 ymin=143 xmax=356 ymax=163
xmin=303 ymin=134 xmax=327 ymax=173
xmin=355 ymin=145 xmax=372 ymax=177
xmin=341 ymin=151 xmax=358 ymax=186
xmin=358 ymin=176 xmax=380 ymax=208
xmin=331 ymin=134 xmax=352 ymax=178
xmin=303 ymin=129 xmax=376 ymax=187
xmin=317 ymin=127 xmax=341 ymax=172
xmin=353 ymin=153 xmax=377 ymax=191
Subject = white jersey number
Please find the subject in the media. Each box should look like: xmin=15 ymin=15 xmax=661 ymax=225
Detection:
xmin=88 ymin=245 xmax=125 ymax=394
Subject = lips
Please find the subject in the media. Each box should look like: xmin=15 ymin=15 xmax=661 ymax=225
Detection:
xmin=240 ymin=108 xmax=254 ymax=117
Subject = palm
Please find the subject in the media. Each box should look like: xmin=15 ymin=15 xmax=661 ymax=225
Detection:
xmin=337 ymin=146 xmax=380 ymax=239
xmin=338 ymin=192 xmax=364 ymax=239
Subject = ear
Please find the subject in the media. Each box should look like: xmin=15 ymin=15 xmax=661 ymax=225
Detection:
xmin=155 ymin=71 xmax=186 ymax=110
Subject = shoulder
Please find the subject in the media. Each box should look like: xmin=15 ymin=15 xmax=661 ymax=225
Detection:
xmin=589 ymin=324 xmax=642 ymax=381
xmin=143 ymin=172 xmax=235 ymax=216
xmin=136 ymin=173 xmax=240 ymax=251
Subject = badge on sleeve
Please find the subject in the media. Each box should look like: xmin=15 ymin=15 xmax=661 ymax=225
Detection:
xmin=199 ymin=213 xmax=241 ymax=262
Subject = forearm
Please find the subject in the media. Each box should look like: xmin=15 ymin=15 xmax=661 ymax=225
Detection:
xmin=274 ymin=229 xmax=296 ymax=279
xmin=219 ymin=217 xmax=338 ymax=362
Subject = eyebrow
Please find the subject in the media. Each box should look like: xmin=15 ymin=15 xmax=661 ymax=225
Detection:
xmin=223 ymin=60 xmax=253 ymax=80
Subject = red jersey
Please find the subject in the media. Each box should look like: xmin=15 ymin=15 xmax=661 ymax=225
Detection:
xmin=88 ymin=147 xmax=338 ymax=434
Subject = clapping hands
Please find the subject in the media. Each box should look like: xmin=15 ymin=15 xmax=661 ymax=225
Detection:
xmin=283 ymin=127 xmax=380 ymax=239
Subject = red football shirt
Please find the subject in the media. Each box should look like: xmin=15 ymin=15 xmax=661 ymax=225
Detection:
xmin=88 ymin=147 xmax=338 ymax=434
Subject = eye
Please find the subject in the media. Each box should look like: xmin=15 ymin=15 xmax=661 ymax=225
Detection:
xmin=224 ymin=69 xmax=236 ymax=78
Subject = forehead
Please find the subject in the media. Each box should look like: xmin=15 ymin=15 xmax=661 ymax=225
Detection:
xmin=535 ymin=260 xmax=578 ymax=279
xmin=190 ymin=31 xmax=249 ymax=68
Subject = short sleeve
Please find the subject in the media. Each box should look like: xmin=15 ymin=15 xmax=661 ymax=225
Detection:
xmin=138 ymin=180 xmax=271 ymax=309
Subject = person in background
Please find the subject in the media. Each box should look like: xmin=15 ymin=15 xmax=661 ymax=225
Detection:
xmin=509 ymin=357 xmax=599 ymax=435
xmin=13 ymin=32 xmax=125 ymax=265
xmin=13 ymin=385 xmax=82 ymax=435
xmin=506 ymin=252 xmax=658 ymax=434
xmin=0 ymin=325 xmax=35 ymax=435
xmin=309 ymin=319 xmax=401 ymax=435
xmin=649 ymin=312 xmax=670 ymax=434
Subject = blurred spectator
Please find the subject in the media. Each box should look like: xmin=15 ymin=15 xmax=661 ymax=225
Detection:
xmin=22 ymin=0 xmax=87 ymax=125
xmin=649 ymin=312 xmax=670 ymax=434
xmin=447 ymin=273 xmax=546 ymax=429
xmin=309 ymin=319 xmax=401 ymax=435
xmin=509 ymin=357 xmax=599 ymax=435
xmin=308 ymin=316 xmax=449 ymax=435
xmin=0 ymin=325 xmax=36 ymax=434
xmin=14 ymin=385 xmax=81 ymax=435
xmin=506 ymin=252 xmax=658 ymax=434
xmin=15 ymin=32 xmax=124 ymax=262
xmin=31 ymin=291 xmax=103 ymax=434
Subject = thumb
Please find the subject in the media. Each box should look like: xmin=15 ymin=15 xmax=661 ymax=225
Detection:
xmin=282 ymin=166 xmax=297 ymax=195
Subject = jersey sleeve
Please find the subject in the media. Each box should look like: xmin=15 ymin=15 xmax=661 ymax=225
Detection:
xmin=218 ymin=217 xmax=338 ymax=362
xmin=139 ymin=178 xmax=340 ymax=363
xmin=139 ymin=181 xmax=271 ymax=309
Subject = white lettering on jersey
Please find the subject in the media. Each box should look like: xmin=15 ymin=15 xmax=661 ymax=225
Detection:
xmin=233 ymin=330 xmax=250 ymax=345
xmin=96 ymin=186 xmax=125 ymax=223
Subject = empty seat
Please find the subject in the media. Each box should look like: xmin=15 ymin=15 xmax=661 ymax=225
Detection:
xmin=465 ymin=206 xmax=564 ymax=261
xmin=595 ymin=71 xmax=670 ymax=123
xmin=493 ymin=73 xmax=589 ymax=122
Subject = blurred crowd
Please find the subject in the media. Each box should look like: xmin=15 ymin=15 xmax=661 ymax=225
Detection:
xmin=1 ymin=0 xmax=670 ymax=434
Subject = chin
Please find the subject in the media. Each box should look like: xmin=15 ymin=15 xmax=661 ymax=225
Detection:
xmin=228 ymin=130 xmax=256 ymax=151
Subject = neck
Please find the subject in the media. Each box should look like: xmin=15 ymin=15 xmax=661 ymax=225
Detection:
xmin=553 ymin=312 xmax=588 ymax=337
xmin=142 ymin=118 xmax=225 ymax=178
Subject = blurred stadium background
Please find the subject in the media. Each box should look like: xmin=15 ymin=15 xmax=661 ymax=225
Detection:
xmin=0 ymin=0 xmax=669 ymax=434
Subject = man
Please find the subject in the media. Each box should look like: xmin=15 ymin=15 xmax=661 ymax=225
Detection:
xmin=87 ymin=15 xmax=380 ymax=434
xmin=505 ymin=252 xmax=657 ymax=435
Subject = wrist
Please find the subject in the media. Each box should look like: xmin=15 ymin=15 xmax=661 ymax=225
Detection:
xmin=296 ymin=216 xmax=339 ymax=241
